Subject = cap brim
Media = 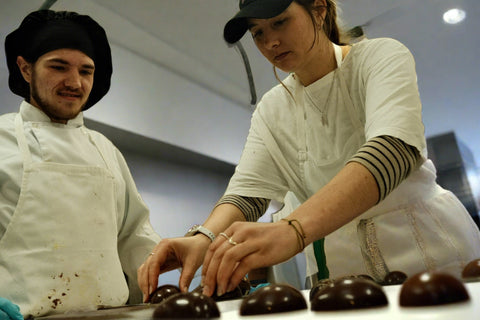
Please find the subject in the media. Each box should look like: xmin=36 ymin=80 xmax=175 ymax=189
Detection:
xmin=223 ymin=0 xmax=293 ymax=44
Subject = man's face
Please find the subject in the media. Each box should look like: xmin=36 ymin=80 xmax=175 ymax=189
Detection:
xmin=24 ymin=48 xmax=95 ymax=123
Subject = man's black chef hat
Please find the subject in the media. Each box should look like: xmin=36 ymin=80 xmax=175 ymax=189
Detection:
xmin=4 ymin=10 xmax=112 ymax=110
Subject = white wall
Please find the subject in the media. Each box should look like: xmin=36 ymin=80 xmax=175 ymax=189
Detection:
xmin=120 ymin=150 xmax=231 ymax=288
xmin=124 ymin=152 xmax=230 ymax=239
xmin=0 ymin=0 xmax=254 ymax=165
xmin=0 ymin=1 xmax=301 ymax=290
xmin=121 ymin=149 xmax=306 ymax=289
xmin=86 ymin=44 xmax=253 ymax=165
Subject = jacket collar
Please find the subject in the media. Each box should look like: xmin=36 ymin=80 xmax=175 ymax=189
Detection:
xmin=19 ymin=100 xmax=84 ymax=127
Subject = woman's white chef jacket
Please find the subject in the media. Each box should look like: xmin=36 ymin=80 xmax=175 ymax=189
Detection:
xmin=225 ymin=38 xmax=480 ymax=284
xmin=0 ymin=102 xmax=161 ymax=317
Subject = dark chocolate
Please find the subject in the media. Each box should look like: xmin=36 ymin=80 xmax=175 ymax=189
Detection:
xmin=462 ymin=258 xmax=480 ymax=279
xmin=399 ymin=271 xmax=470 ymax=307
xmin=383 ymin=271 xmax=407 ymax=286
xmin=309 ymin=275 xmax=376 ymax=301
xmin=149 ymin=284 xmax=181 ymax=304
xmin=309 ymin=279 xmax=335 ymax=301
xmin=311 ymin=278 xmax=388 ymax=311
xmin=238 ymin=278 xmax=251 ymax=296
xmin=192 ymin=284 xmax=243 ymax=301
xmin=240 ymin=284 xmax=307 ymax=315
xmin=152 ymin=291 xmax=220 ymax=319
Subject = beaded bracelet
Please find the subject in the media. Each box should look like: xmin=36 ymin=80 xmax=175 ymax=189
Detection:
xmin=281 ymin=218 xmax=307 ymax=251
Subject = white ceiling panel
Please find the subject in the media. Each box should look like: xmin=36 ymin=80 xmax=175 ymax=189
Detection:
xmin=1 ymin=0 xmax=479 ymax=164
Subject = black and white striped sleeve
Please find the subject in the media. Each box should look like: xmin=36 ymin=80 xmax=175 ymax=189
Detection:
xmin=215 ymin=195 xmax=271 ymax=222
xmin=348 ymin=135 xmax=421 ymax=202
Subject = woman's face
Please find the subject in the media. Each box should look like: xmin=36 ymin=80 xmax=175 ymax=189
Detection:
xmin=247 ymin=1 xmax=323 ymax=74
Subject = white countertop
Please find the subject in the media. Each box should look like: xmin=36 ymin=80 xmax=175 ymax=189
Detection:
xmin=37 ymin=281 xmax=480 ymax=319
xmin=218 ymin=282 xmax=480 ymax=320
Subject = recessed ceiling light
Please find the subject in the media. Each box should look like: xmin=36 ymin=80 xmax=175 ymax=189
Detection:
xmin=443 ymin=8 xmax=466 ymax=24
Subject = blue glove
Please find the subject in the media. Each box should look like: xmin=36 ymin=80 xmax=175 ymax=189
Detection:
xmin=249 ymin=282 xmax=270 ymax=294
xmin=0 ymin=297 xmax=23 ymax=320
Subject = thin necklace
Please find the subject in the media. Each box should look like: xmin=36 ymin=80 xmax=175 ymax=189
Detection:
xmin=303 ymin=71 xmax=336 ymax=126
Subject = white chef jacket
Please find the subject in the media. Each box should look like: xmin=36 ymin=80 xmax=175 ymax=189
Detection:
xmin=225 ymin=38 xmax=480 ymax=283
xmin=0 ymin=102 xmax=161 ymax=308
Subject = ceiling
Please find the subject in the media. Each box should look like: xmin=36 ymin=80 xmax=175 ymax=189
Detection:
xmin=1 ymin=0 xmax=479 ymax=167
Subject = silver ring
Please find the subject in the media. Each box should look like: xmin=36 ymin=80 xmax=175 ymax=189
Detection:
xmin=150 ymin=252 xmax=155 ymax=256
xmin=219 ymin=232 xmax=237 ymax=245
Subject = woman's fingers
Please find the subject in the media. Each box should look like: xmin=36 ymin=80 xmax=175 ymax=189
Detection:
xmin=179 ymin=235 xmax=212 ymax=292
xmin=202 ymin=227 xmax=259 ymax=297
xmin=178 ymin=265 xmax=195 ymax=293
xmin=138 ymin=236 xmax=214 ymax=301
xmin=146 ymin=251 xmax=162 ymax=297
xmin=216 ymin=241 xmax=257 ymax=296
xmin=201 ymin=236 xmax=227 ymax=296
xmin=203 ymin=221 xmax=300 ymax=297
xmin=138 ymin=255 xmax=157 ymax=302
xmin=202 ymin=232 xmax=227 ymax=286
xmin=138 ymin=239 xmax=182 ymax=302
xmin=178 ymin=244 xmax=205 ymax=292
xmin=137 ymin=263 xmax=149 ymax=302
xmin=226 ymin=253 xmax=258 ymax=293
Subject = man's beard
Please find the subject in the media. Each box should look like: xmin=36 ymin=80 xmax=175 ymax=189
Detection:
xmin=30 ymin=75 xmax=86 ymax=122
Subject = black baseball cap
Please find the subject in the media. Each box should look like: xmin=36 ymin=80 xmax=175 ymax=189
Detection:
xmin=223 ymin=0 xmax=294 ymax=44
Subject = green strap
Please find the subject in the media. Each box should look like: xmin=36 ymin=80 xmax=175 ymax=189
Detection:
xmin=313 ymin=238 xmax=329 ymax=280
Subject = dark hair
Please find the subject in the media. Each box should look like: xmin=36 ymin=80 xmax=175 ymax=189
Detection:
xmin=294 ymin=0 xmax=347 ymax=45
xmin=273 ymin=0 xmax=347 ymax=96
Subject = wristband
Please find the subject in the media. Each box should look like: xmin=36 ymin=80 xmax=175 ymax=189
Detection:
xmin=184 ymin=224 xmax=215 ymax=242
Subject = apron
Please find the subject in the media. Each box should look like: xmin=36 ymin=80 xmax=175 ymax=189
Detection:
xmin=295 ymin=43 xmax=366 ymax=286
xmin=0 ymin=114 xmax=129 ymax=317
xmin=258 ymin=43 xmax=480 ymax=288
xmin=300 ymin=44 xmax=480 ymax=287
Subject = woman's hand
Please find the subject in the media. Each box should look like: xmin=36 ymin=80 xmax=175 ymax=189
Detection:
xmin=201 ymin=221 xmax=299 ymax=297
xmin=137 ymin=235 xmax=211 ymax=302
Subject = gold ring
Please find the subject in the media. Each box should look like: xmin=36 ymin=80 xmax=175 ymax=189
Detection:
xmin=219 ymin=232 xmax=237 ymax=245
xmin=219 ymin=232 xmax=229 ymax=240
xmin=150 ymin=252 xmax=155 ymax=256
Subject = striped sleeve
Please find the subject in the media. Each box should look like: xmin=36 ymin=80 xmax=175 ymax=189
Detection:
xmin=215 ymin=195 xmax=271 ymax=222
xmin=348 ymin=135 xmax=421 ymax=202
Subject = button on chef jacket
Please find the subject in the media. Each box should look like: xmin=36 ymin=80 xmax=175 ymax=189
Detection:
xmin=0 ymin=101 xmax=161 ymax=317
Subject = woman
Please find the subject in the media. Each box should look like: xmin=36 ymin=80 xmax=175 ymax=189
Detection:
xmin=138 ymin=0 xmax=480 ymax=300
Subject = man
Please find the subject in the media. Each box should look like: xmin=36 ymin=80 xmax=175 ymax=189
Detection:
xmin=0 ymin=10 xmax=161 ymax=319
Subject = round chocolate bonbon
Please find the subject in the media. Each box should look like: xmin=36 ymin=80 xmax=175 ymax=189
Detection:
xmin=311 ymin=278 xmax=388 ymax=311
xmin=192 ymin=284 xmax=243 ymax=301
xmin=309 ymin=275 xmax=377 ymax=301
xmin=152 ymin=291 xmax=220 ymax=319
xmin=149 ymin=284 xmax=181 ymax=304
xmin=399 ymin=271 xmax=469 ymax=307
xmin=383 ymin=271 xmax=407 ymax=286
xmin=309 ymin=278 xmax=335 ymax=301
xmin=356 ymin=274 xmax=375 ymax=282
xmin=240 ymin=284 xmax=307 ymax=315
xmin=462 ymin=259 xmax=480 ymax=279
